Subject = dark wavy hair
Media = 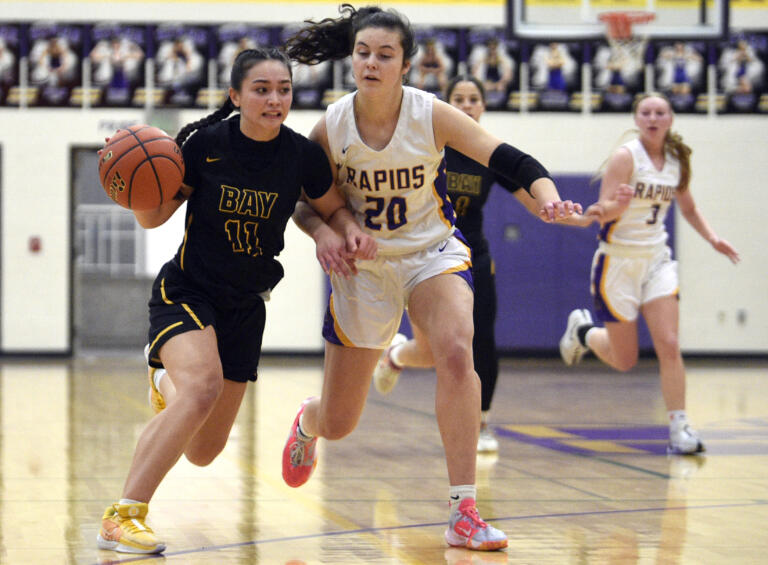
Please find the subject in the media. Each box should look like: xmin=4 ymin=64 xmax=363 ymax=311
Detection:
xmin=444 ymin=74 xmax=486 ymax=104
xmin=285 ymin=3 xmax=417 ymax=66
xmin=175 ymin=47 xmax=292 ymax=146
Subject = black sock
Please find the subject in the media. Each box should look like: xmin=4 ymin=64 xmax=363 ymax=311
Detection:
xmin=577 ymin=324 xmax=594 ymax=348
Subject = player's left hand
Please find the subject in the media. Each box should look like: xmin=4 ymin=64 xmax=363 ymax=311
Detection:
xmin=710 ymin=237 xmax=740 ymax=264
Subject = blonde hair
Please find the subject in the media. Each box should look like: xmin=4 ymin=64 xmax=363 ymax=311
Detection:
xmin=593 ymin=93 xmax=693 ymax=192
xmin=632 ymin=92 xmax=692 ymax=192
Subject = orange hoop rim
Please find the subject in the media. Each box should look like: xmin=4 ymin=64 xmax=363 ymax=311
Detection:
xmin=599 ymin=10 xmax=656 ymax=40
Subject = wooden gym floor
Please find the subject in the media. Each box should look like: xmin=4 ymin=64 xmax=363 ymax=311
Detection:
xmin=1 ymin=353 xmax=767 ymax=564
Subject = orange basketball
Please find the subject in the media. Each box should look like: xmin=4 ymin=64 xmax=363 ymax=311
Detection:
xmin=98 ymin=124 xmax=185 ymax=210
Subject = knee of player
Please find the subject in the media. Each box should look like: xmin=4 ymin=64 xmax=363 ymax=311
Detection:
xmin=614 ymin=355 xmax=638 ymax=372
xmin=654 ymin=332 xmax=681 ymax=356
xmin=176 ymin=370 xmax=224 ymax=416
xmin=185 ymin=442 xmax=226 ymax=467
xmin=442 ymin=336 xmax=473 ymax=369
xmin=318 ymin=414 xmax=359 ymax=441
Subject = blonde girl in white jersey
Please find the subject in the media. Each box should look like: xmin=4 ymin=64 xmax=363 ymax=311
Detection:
xmin=560 ymin=93 xmax=740 ymax=454
xmin=279 ymin=4 xmax=584 ymax=552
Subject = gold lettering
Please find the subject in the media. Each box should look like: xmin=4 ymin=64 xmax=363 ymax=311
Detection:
xmin=219 ymin=185 xmax=240 ymax=212
xmin=238 ymin=189 xmax=260 ymax=217
xmin=257 ymin=192 xmax=278 ymax=218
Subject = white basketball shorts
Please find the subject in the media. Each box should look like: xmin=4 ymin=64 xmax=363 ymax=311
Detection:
xmin=322 ymin=234 xmax=473 ymax=349
xmin=590 ymin=243 xmax=678 ymax=323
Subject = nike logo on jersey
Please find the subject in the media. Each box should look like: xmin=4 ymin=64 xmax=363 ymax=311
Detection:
xmin=438 ymin=241 xmax=449 ymax=252
xmin=206 ymin=156 xmax=222 ymax=163
xmin=341 ymin=145 xmax=350 ymax=155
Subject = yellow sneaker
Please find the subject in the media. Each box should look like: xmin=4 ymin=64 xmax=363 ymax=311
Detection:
xmin=148 ymin=367 xmax=166 ymax=414
xmin=144 ymin=344 xmax=166 ymax=414
xmin=97 ymin=502 xmax=165 ymax=554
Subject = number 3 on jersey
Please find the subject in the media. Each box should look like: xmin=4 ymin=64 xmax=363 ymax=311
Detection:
xmin=364 ymin=195 xmax=408 ymax=231
xmin=646 ymin=203 xmax=661 ymax=225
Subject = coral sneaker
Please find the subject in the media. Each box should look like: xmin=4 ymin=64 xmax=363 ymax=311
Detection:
xmin=445 ymin=498 xmax=508 ymax=551
xmin=282 ymin=398 xmax=319 ymax=487
xmin=96 ymin=502 xmax=165 ymax=554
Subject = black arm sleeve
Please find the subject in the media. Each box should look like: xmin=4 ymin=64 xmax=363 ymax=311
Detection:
xmin=301 ymin=139 xmax=334 ymax=200
xmin=488 ymin=143 xmax=551 ymax=195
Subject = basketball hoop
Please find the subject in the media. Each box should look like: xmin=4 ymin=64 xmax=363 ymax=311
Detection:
xmin=599 ymin=11 xmax=655 ymax=41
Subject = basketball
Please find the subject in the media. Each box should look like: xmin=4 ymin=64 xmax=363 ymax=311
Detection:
xmin=98 ymin=124 xmax=185 ymax=210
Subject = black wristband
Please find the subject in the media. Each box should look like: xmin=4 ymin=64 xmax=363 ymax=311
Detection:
xmin=488 ymin=143 xmax=551 ymax=194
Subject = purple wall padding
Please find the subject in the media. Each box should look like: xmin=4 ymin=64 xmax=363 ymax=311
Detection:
xmin=485 ymin=174 xmax=674 ymax=353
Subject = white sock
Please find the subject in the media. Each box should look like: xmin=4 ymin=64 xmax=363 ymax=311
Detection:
xmin=584 ymin=327 xmax=598 ymax=349
xmin=297 ymin=413 xmax=314 ymax=440
xmin=118 ymin=498 xmax=143 ymax=506
xmin=153 ymin=368 xmax=166 ymax=391
xmin=481 ymin=411 xmax=490 ymax=427
xmin=669 ymin=410 xmax=687 ymax=427
xmin=389 ymin=343 xmax=405 ymax=368
xmin=449 ymin=485 xmax=476 ymax=511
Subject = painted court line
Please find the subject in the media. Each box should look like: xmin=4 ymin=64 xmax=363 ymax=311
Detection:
xmin=91 ymin=500 xmax=768 ymax=564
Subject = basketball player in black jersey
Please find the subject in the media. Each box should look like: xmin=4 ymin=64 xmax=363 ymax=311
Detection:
xmin=97 ymin=47 xmax=376 ymax=554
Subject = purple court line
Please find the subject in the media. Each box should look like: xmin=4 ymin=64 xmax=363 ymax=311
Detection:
xmin=493 ymin=425 xmax=768 ymax=458
xmin=91 ymin=500 xmax=768 ymax=565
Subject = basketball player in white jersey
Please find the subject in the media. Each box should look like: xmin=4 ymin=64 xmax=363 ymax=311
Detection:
xmin=560 ymin=93 xmax=740 ymax=454
xmin=279 ymin=4 xmax=584 ymax=552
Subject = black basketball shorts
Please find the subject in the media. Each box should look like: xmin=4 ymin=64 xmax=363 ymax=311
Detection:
xmin=146 ymin=261 xmax=266 ymax=383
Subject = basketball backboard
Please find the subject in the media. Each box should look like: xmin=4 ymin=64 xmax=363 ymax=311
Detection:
xmin=508 ymin=0 xmax=728 ymax=40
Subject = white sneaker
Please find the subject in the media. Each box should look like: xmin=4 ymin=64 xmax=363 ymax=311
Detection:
xmin=477 ymin=426 xmax=499 ymax=453
xmin=668 ymin=422 xmax=705 ymax=455
xmin=373 ymin=333 xmax=408 ymax=395
xmin=559 ymin=309 xmax=593 ymax=366
xmin=444 ymin=498 xmax=508 ymax=551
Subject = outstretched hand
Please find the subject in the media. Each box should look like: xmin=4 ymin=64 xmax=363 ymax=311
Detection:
xmin=538 ymin=200 xmax=583 ymax=223
xmin=583 ymin=183 xmax=634 ymax=225
xmin=711 ymin=237 xmax=740 ymax=264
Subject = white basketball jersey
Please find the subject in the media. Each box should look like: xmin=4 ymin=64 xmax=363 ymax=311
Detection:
xmin=599 ymin=138 xmax=680 ymax=247
xmin=324 ymin=86 xmax=455 ymax=255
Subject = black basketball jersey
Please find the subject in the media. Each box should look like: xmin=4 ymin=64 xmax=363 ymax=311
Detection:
xmin=445 ymin=146 xmax=522 ymax=256
xmin=174 ymin=115 xmax=331 ymax=307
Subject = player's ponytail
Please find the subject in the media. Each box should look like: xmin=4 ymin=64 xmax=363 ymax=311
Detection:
xmin=175 ymin=100 xmax=234 ymax=147
xmin=665 ymin=130 xmax=692 ymax=193
xmin=286 ymin=3 xmax=416 ymax=65
xmin=175 ymin=47 xmax=292 ymax=147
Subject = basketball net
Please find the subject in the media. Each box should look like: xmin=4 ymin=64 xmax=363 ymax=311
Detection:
xmin=599 ymin=11 xmax=655 ymax=66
